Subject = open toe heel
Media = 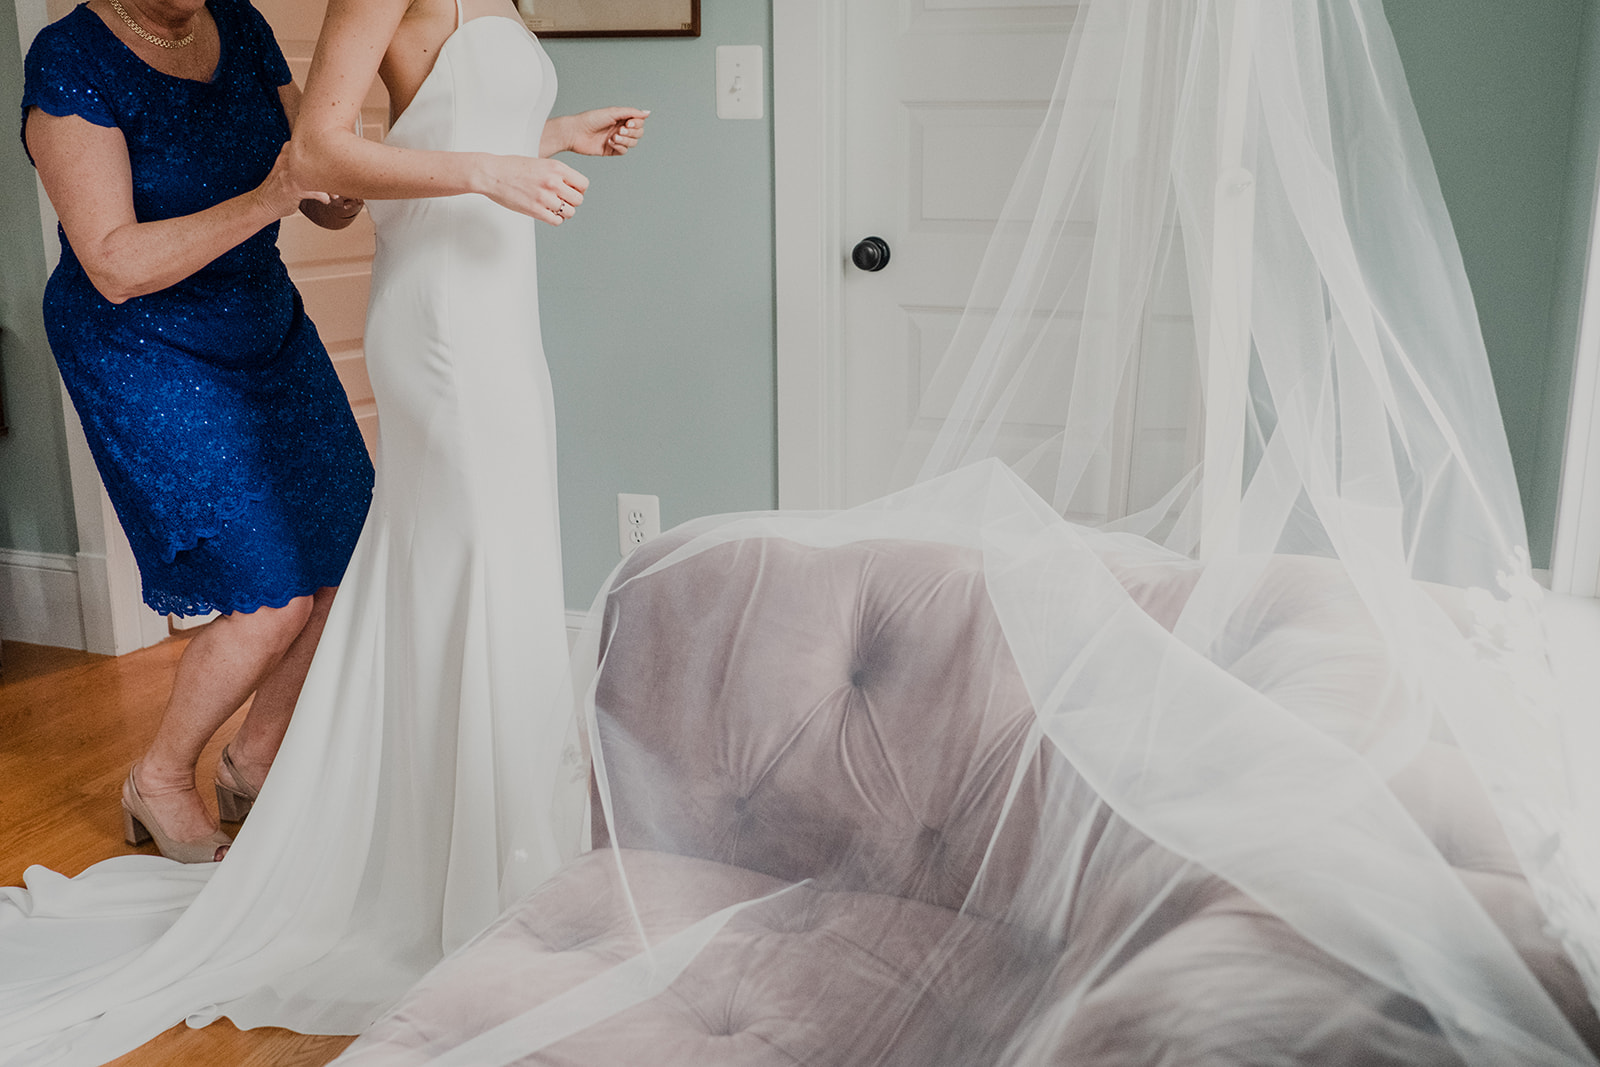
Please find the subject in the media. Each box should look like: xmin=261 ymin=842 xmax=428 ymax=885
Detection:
xmin=215 ymin=782 xmax=253 ymax=823
xmin=214 ymin=745 xmax=263 ymax=823
xmin=121 ymin=766 xmax=232 ymax=864
xmin=122 ymin=805 xmax=152 ymax=847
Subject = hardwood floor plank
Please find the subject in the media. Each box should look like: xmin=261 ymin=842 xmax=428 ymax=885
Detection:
xmin=0 ymin=640 xmax=353 ymax=1067
xmin=106 ymin=1021 xmax=354 ymax=1067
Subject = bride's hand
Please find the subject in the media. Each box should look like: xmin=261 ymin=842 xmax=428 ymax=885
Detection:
xmin=482 ymin=155 xmax=590 ymax=226
xmin=559 ymin=108 xmax=650 ymax=157
xmin=254 ymin=146 xmax=333 ymax=219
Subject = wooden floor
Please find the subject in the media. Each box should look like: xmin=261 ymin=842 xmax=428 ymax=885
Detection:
xmin=0 ymin=638 xmax=355 ymax=1067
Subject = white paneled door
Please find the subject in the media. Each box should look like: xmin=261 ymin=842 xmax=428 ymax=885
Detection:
xmin=776 ymin=1 xmax=1074 ymax=509
xmin=776 ymin=2 xmax=1202 ymax=518
xmin=837 ymin=2 xmax=1072 ymax=507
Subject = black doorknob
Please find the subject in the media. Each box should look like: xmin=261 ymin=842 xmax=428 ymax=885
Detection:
xmin=852 ymin=236 xmax=891 ymax=272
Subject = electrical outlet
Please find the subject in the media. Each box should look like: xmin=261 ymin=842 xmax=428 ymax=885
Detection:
xmin=617 ymin=493 xmax=661 ymax=556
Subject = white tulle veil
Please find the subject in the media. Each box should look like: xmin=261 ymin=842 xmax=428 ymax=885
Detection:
xmin=337 ymin=1 xmax=1600 ymax=1063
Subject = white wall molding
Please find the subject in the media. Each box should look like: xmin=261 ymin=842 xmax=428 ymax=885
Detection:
xmin=16 ymin=0 xmax=58 ymax=273
xmin=1551 ymin=149 xmax=1600 ymax=599
xmin=0 ymin=548 xmax=84 ymax=649
xmin=7 ymin=0 xmax=146 ymax=655
xmin=21 ymin=0 xmax=168 ymax=659
xmin=773 ymin=0 xmax=844 ymax=510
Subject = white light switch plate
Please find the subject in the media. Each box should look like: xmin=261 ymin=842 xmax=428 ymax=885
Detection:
xmin=716 ymin=45 xmax=764 ymax=120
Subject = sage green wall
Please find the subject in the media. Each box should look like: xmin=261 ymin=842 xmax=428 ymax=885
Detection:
xmin=538 ymin=2 xmax=775 ymax=609
xmin=1386 ymin=1 xmax=1596 ymax=570
xmin=0 ymin=0 xmax=76 ymax=558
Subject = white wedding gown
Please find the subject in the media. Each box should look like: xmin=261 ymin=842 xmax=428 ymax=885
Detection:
xmin=0 ymin=14 xmax=577 ymax=1066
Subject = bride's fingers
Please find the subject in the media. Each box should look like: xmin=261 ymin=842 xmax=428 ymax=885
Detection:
xmin=495 ymin=156 xmax=588 ymax=222
xmin=559 ymin=163 xmax=591 ymax=194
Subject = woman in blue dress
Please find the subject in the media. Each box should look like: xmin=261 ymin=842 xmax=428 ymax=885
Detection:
xmin=22 ymin=0 xmax=375 ymax=862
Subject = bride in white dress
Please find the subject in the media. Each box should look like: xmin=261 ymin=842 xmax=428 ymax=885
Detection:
xmin=0 ymin=1 xmax=644 ymax=1062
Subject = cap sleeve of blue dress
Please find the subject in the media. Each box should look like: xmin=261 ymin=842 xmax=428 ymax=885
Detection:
xmin=231 ymin=0 xmax=294 ymax=88
xmin=20 ymin=17 xmax=116 ymax=163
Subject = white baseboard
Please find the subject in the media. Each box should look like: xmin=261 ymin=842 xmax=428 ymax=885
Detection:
xmin=0 ymin=548 xmax=86 ymax=650
xmin=73 ymin=548 xmax=169 ymax=656
xmin=565 ymin=610 xmax=589 ymax=651
xmin=0 ymin=572 xmax=596 ymax=657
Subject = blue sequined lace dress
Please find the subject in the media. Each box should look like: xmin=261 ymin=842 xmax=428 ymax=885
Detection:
xmin=21 ymin=0 xmax=373 ymax=616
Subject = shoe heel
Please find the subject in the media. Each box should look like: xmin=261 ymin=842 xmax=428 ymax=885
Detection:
xmin=123 ymin=805 xmax=152 ymax=847
xmin=216 ymin=783 xmax=254 ymax=823
xmin=123 ymin=765 xmax=231 ymax=863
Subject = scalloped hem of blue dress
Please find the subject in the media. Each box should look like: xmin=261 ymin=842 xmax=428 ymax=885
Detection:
xmin=155 ymin=477 xmax=305 ymax=566
xmin=145 ymin=580 xmax=330 ymax=619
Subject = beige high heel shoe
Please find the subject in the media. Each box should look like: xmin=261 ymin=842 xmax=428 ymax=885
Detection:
xmin=214 ymin=745 xmax=262 ymax=823
xmin=122 ymin=766 xmax=232 ymax=864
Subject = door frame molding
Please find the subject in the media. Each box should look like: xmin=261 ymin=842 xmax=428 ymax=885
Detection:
xmin=772 ymin=0 xmax=845 ymax=510
xmin=1550 ymin=147 xmax=1600 ymax=599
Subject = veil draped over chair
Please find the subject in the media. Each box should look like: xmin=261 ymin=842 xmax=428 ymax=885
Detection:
xmin=339 ymin=1 xmax=1600 ymax=1063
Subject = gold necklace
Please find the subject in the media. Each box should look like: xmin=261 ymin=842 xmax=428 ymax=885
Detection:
xmin=106 ymin=0 xmax=195 ymax=48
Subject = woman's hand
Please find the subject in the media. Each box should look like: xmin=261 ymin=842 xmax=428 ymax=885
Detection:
xmin=480 ymin=154 xmax=590 ymax=226
xmin=254 ymin=146 xmax=333 ymax=219
xmin=545 ymin=108 xmax=650 ymax=158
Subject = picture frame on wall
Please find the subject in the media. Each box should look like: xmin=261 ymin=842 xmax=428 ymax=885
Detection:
xmin=517 ymin=0 xmax=700 ymax=38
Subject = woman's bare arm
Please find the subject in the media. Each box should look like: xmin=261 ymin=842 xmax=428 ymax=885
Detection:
xmin=287 ymin=0 xmax=587 ymax=225
xmin=540 ymin=108 xmax=649 ymax=159
xmin=279 ymin=82 xmax=364 ymax=231
xmin=25 ymin=109 xmax=321 ymax=304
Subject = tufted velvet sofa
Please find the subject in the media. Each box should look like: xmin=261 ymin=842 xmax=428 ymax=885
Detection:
xmin=338 ymin=532 xmax=1600 ymax=1066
